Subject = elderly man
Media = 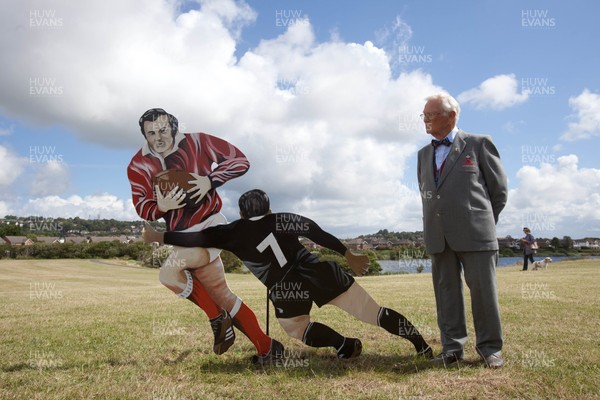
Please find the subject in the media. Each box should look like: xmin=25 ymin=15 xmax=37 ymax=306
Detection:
xmin=416 ymin=93 xmax=508 ymax=368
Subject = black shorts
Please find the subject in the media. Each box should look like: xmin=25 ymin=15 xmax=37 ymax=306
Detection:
xmin=269 ymin=254 xmax=354 ymax=319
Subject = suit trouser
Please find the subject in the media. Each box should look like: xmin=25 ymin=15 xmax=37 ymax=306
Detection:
xmin=431 ymin=243 xmax=503 ymax=357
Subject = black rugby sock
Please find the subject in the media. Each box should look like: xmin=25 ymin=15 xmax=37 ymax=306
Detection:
xmin=377 ymin=307 xmax=429 ymax=352
xmin=302 ymin=322 xmax=345 ymax=349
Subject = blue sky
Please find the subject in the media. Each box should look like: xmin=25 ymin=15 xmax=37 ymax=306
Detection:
xmin=1 ymin=0 xmax=599 ymax=240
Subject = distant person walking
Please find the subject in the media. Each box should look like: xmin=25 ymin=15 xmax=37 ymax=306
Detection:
xmin=521 ymin=227 xmax=536 ymax=271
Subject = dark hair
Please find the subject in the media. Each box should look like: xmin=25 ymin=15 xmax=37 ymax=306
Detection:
xmin=138 ymin=108 xmax=178 ymax=137
xmin=238 ymin=189 xmax=270 ymax=218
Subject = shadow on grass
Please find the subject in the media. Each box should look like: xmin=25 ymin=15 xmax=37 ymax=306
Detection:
xmin=2 ymin=347 xmax=486 ymax=376
xmin=182 ymin=349 xmax=487 ymax=376
xmin=163 ymin=348 xmax=194 ymax=364
xmin=2 ymin=356 xmax=141 ymax=373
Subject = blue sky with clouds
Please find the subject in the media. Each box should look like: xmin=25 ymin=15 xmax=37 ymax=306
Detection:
xmin=1 ymin=0 xmax=599 ymax=239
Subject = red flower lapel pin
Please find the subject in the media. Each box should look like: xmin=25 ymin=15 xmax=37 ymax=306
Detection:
xmin=463 ymin=155 xmax=475 ymax=166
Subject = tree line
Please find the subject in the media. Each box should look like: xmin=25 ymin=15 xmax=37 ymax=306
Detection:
xmin=0 ymin=216 xmax=160 ymax=237
xmin=0 ymin=240 xmax=382 ymax=276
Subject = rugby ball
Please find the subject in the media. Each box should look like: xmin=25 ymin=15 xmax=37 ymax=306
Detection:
xmin=152 ymin=169 xmax=199 ymax=208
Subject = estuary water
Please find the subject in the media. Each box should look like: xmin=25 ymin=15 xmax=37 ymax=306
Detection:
xmin=378 ymin=256 xmax=596 ymax=274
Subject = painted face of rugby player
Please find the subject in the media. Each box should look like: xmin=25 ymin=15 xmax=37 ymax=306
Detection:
xmin=143 ymin=114 xmax=174 ymax=157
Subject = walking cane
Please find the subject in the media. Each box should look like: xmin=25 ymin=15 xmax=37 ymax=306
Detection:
xmin=266 ymin=287 xmax=270 ymax=335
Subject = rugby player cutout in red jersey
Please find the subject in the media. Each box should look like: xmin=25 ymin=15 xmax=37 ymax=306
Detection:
xmin=128 ymin=109 xmax=282 ymax=363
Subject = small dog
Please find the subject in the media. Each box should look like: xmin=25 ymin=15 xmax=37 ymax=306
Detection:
xmin=532 ymin=257 xmax=552 ymax=271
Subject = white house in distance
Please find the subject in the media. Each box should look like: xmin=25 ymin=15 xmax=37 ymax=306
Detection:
xmin=0 ymin=235 xmax=141 ymax=246
xmin=573 ymin=240 xmax=600 ymax=249
xmin=1 ymin=236 xmax=35 ymax=246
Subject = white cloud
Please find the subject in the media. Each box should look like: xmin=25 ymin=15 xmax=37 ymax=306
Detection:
xmin=0 ymin=2 xmax=443 ymax=235
xmin=457 ymin=74 xmax=529 ymax=110
xmin=0 ymin=2 xmax=437 ymax=147
xmin=29 ymin=160 xmax=70 ymax=196
xmin=498 ymin=155 xmax=600 ymax=238
xmin=374 ymin=15 xmax=414 ymax=73
xmin=230 ymin=25 xmax=438 ymax=235
xmin=502 ymin=120 xmax=526 ymax=135
xmin=1 ymin=0 xmax=259 ymax=148
xmin=0 ymin=145 xmax=28 ymax=187
xmin=561 ymin=89 xmax=600 ymax=141
xmin=0 ymin=201 xmax=8 ymax=217
xmin=0 ymin=123 xmax=14 ymax=136
xmin=17 ymin=194 xmax=138 ymax=220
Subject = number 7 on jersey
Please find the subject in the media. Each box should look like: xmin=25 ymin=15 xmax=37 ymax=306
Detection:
xmin=256 ymin=233 xmax=287 ymax=268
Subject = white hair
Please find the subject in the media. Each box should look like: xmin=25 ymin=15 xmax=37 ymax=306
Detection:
xmin=426 ymin=92 xmax=460 ymax=123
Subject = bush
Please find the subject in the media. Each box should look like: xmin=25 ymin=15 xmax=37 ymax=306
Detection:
xmin=316 ymin=248 xmax=382 ymax=276
xmin=221 ymin=250 xmax=243 ymax=273
xmin=500 ymin=248 xmax=516 ymax=257
xmin=4 ymin=241 xmax=154 ymax=261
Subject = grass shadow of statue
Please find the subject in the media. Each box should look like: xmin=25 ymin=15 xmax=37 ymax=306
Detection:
xmin=167 ymin=346 xmax=481 ymax=377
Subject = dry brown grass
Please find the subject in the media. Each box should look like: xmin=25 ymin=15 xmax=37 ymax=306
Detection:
xmin=0 ymin=258 xmax=599 ymax=399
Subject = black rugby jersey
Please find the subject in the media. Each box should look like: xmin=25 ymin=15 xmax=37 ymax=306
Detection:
xmin=164 ymin=212 xmax=348 ymax=289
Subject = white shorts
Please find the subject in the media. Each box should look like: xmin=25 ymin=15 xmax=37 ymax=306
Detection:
xmin=177 ymin=213 xmax=227 ymax=262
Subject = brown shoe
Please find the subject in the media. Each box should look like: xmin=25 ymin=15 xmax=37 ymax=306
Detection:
xmin=210 ymin=309 xmax=235 ymax=355
xmin=483 ymin=352 xmax=504 ymax=369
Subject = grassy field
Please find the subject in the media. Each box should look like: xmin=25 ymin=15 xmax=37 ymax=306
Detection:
xmin=0 ymin=258 xmax=598 ymax=400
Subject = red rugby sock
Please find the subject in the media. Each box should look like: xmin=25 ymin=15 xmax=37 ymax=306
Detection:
xmin=187 ymin=277 xmax=220 ymax=320
xmin=232 ymin=302 xmax=271 ymax=355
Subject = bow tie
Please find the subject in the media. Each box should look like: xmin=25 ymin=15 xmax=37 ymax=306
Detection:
xmin=431 ymin=137 xmax=452 ymax=148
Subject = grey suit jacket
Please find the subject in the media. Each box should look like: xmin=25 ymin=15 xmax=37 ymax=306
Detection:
xmin=417 ymin=130 xmax=508 ymax=254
